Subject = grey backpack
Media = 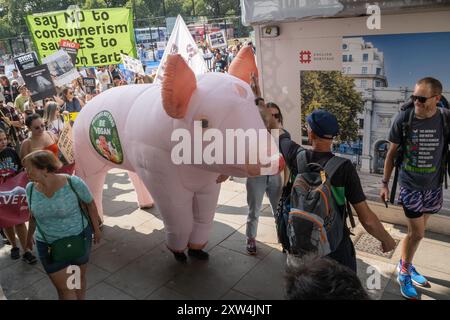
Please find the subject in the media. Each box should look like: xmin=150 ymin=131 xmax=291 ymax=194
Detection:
xmin=288 ymin=150 xmax=347 ymax=257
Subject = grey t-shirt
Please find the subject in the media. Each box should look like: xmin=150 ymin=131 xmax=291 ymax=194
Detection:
xmin=389 ymin=109 xmax=444 ymax=191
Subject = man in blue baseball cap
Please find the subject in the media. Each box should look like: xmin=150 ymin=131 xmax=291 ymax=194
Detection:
xmin=306 ymin=109 xmax=340 ymax=140
xmin=265 ymin=107 xmax=395 ymax=272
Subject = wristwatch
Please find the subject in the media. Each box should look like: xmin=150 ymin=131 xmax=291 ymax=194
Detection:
xmin=381 ymin=179 xmax=389 ymax=186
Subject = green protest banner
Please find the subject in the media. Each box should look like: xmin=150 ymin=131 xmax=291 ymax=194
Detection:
xmin=26 ymin=7 xmax=137 ymax=67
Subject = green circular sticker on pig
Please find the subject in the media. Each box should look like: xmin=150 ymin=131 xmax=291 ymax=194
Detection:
xmin=89 ymin=111 xmax=124 ymax=164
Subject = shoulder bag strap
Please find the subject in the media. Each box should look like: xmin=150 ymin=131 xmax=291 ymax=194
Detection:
xmin=296 ymin=149 xmax=308 ymax=175
xmin=66 ymin=175 xmax=91 ymax=228
xmin=323 ymin=156 xmax=347 ymax=180
xmin=439 ymin=108 xmax=450 ymax=189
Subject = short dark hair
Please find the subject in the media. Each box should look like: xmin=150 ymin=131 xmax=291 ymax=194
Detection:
xmin=285 ymin=254 xmax=370 ymax=300
xmin=417 ymin=77 xmax=443 ymax=96
xmin=22 ymin=150 xmax=62 ymax=173
xmin=25 ymin=113 xmax=42 ymax=128
xmin=62 ymin=87 xmax=72 ymax=97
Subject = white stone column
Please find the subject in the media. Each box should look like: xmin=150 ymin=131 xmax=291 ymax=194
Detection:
xmin=361 ymin=90 xmax=373 ymax=173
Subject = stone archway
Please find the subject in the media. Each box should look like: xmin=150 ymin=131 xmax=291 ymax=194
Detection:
xmin=373 ymin=140 xmax=390 ymax=174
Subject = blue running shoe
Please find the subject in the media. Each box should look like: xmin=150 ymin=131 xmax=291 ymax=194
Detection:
xmin=409 ymin=265 xmax=429 ymax=287
xmin=397 ymin=272 xmax=418 ymax=300
xmin=396 ymin=260 xmax=429 ymax=287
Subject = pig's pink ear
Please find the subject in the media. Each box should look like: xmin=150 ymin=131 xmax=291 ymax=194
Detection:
xmin=161 ymin=54 xmax=197 ymax=119
xmin=228 ymin=46 xmax=258 ymax=84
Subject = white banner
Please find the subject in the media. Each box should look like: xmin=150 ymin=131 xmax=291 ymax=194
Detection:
xmin=154 ymin=15 xmax=207 ymax=84
xmin=42 ymin=50 xmax=80 ymax=87
xmin=121 ymin=53 xmax=145 ymax=76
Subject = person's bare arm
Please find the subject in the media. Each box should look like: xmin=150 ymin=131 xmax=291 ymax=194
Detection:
xmin=26 ymin=216 xmax=36 ymax=250
xmin=85 ymin=200 xmax=102 ymax=244
xmin=380 ymin=143 xmax=399 ymax=202
xmin=11 ymin=121 xmax=23 ymax=128
xmin=352 ymin=201 xmax=396 ymax=252
xmin=19 ymin=139 xmax=30 ymax=160
xmin=53 ymin=95 xmax=65 ymax=107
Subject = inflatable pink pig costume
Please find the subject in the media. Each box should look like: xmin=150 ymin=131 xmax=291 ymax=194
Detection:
xmin=73 ymin=47 xmax=283 ymax=255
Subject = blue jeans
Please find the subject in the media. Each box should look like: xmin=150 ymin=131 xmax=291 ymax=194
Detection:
xmin=246 ymin=175 xmax=282 ymax=239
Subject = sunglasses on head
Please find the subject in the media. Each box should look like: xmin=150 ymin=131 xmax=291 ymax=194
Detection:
xmin=411 ymin=95 xmax=437 ymax=104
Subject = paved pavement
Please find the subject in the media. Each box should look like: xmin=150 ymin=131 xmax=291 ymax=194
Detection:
xmin=1 ymin=169 xmax=449 ymax=300
xmin=358 ymin=171 xmax=450 ymax=217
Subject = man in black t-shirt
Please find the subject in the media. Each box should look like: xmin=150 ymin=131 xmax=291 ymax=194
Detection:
xmin=270 ymin=109 xmax=395 ymax=271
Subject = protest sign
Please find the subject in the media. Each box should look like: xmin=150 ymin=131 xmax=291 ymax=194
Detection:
xmin=63 ymin=112 xmax=79 ymax=124
xmin=156 ymin=42 xmax=166 ymax=60
xmin=21 ymin=64 xmax=57 ymax=101
xmin=121 ymin=53 xmax=145 ymax=75
xmin=26 ymin=8 xmax=137 ymax=67
xmin=14 ymin=52 xmax=39 ymax=71
xmin=42 ymin=50 xmax=80 ymax=87
xmin=208 ymin=31 xmax=227 ymax=49
xmin=58 ymin=122 xmax=75 ymax=164
xmin=82 ymin=77 xmax=97 ymax=94
xmin=59 ymin=39 xmax=79 ymax=65
xmin=117 ymin=64 xmax=134 ymax=84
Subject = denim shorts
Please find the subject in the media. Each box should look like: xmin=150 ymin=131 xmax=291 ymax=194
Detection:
xmin=36 ymin=224 xmax=93 ymax=274
xmin=399 ymin=186 xmax=443 ymax=219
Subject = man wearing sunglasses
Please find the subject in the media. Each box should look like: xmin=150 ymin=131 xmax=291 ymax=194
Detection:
xmin=380 ymin=77 xmax=450 ymax=300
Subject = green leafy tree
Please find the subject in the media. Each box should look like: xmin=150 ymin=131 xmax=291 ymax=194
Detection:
xmin=0 ymin=0 xmax=243 ymax=39
xmin=301 ymin=71 xmax=364 ymax=143
xmin=82 ymin=0 xmax=108 ymax=9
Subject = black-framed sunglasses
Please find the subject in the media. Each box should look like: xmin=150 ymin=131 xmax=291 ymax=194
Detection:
xmin=411 ymin=95 xmax=437 ymax=104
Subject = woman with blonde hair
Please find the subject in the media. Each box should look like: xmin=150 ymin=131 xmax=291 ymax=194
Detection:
xmin=24 ymin=150 xmax=102 ymax=300
xmin=43 ymin=101 xmax=64 ymax=136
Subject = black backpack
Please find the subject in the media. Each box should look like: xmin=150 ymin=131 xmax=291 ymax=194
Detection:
xmin=275 ymin=150 xmax=355 ymax=255
xmin=390 ymin=103 xmax=450 ymax=203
